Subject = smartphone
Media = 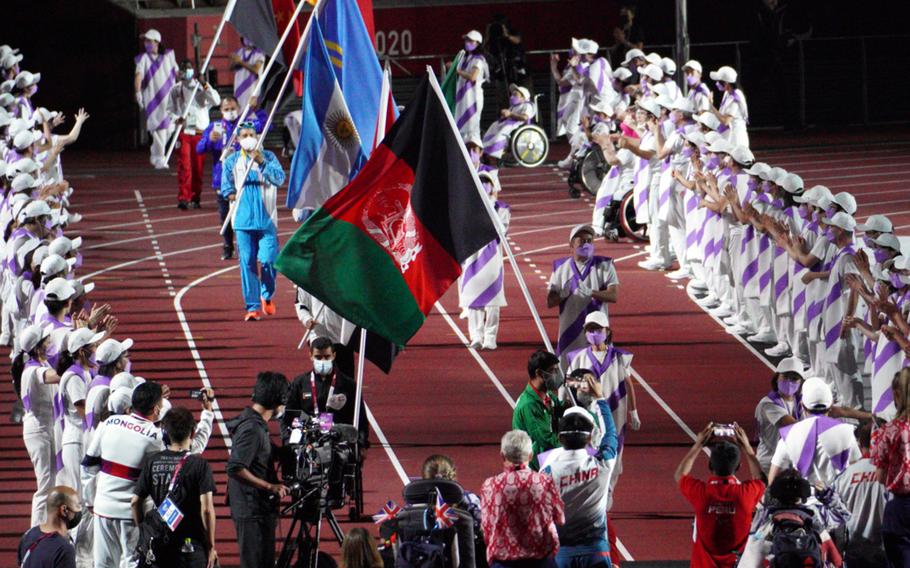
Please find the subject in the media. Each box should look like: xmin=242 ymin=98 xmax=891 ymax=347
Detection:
xmin=713 ymin=423 xmax=735 ymax=438
xmin=188 ymin=389 xmax=213 ymax=401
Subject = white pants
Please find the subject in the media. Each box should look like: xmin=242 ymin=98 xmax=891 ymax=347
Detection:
xmin=149 ymin=128 xmax=170 ymax=168
xmin=468 ymin=307 xmax=500 ymax=344
xmin=647 ymin=193 xmax=671 ymax=266
xmin=94 ymin=516 xmax=138 ymax=568
xmin=24 ymin=431 xmax=56 ymax=526
xmin=823 ymin=342 xmax=862 ymax=409
xmin=668 ymin=224 xmax=688 ymax=270
xmin=58 ymin=441 xmax=83 ymax=493
xmin=776 ymin=312 xmax=793 ymax=349
xmin=284 ymin=110 xmax=303 ymax=149
xmin=73 ymin=509 xmax=95 ymax=568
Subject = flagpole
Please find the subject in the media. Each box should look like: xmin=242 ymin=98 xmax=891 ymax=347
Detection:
xmin=352 ymin=328 xmax=366 ymax=432
xmin=297 ymin=302 xmax=326 ymax=349
xmin=220 ymin=1 xmax=320 ymax=236
xmin=162 ymin=0 xmax=238 ymax=166
xmin=425 ymin=67 xmax=555 ymax=354
xmin=219 ymin=0 xmax=318 ymax=164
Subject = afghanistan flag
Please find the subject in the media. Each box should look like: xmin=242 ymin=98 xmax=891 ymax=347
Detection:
xmin=276 ymin=72 xmax=499 ymax=346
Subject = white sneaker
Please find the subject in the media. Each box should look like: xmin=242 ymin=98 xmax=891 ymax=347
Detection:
xmin=68 ymin=213 xmax=83 ymax=224
xmin=469 ymin=339 xmax=482 ymax=349
xmin=688 ymin=279 xmax=708 ymax=291
xmin=765 ymin=342 xmax=791 ymax=357
xmin=666 ymin=268 xmax=691 ymax=280
xmin=637 ymin=259 xmax=665 ymax=271
xmin=709 ymin=304 xmax=735 ymax=318
xmin=722 ymin=313 xmax=742 ymax=326
xmin=696 ymin=294 xmax=720 ymax=307
xmin=747 ymin=330 xmax=777 ymax=344
xmin=557 ymin=157 xmax=574 ymax=170
xmin=482 ymin=338 xmax=498 ymax=350
xmin=726 ymin=324 xmax=752 ymax=336
xmin=0 ymin=333 xmax=9 ymax=346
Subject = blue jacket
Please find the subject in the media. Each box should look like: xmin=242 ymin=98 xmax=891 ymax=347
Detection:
xmin=196 ymin=119 xmax=239 ymax=189
xmin=221 ymin=149 xmax=285 ymax=231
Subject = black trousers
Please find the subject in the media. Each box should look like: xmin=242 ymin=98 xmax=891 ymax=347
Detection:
xmin=154 ymin=538 xmax=209 ymax=568
xmin=233 ymin=516 xmax=277 ymax=568
xmin=217 ymin=193 xmax=235 ymax=251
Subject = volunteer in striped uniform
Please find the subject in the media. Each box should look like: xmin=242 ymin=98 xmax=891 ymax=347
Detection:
xmin=454 ymin=30 xmax=489 ymax=144
xmin=682 ymin=60 xmax=712 ymax=112
xmin=134 ymin=29 xmax=178 ymax=169
xmin=482 ymin=84 xmax=535 ymax=162
xmin=459 ymin=171 xmax=510 ymax=350
xmin=621 ymin=99 xmax=663 ymax=269
xmin=231 ymin=36 xmax=265 ymax=110
xmin=709 ymin=66 xmax=749 ymax=148
xmin=551 ymin=42 xmax=586 ymax=167
xmin=547 ymin=224 xmax=619 ymax=364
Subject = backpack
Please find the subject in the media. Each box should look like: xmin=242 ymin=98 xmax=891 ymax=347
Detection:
xmin=769 ymin=508 xmax=823 ymax=568
xmin=394 ymin=508 xmax=451 ymax=568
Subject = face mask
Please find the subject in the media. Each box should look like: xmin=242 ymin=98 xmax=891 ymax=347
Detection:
xmin=747 ymin=179 xmax=759 ymax=191
xmin=464 ymin=41 xmax=478 ymax=52
xmin=890 ymin=273 xmax=903 ymax=289
xmin=824 ymin=228 xmax=836 ymax=241
xmin=542 ymin=370 xmax=563 ymax=391
xmin=470 ymin=147 xmax=482 ymax=167
xmin=575 ymin=242 xmax=594 ymax=259
xmin=811 ymin=210 xmax=819 ymax=223
xmin=74 ymin=252 xmax=83 ymax=268
xmin=223 ymin=110 xmax=239 ymax=122
xmin=778 ymin=379 xmax=800 ymax=397
xmin=825 ymin=207 xmax=837 ymax=219
xmin=239 ymin=137 xmax=258 ymax=152
xmin=509 ymin=95 xmax=521 ymax=106
xmin=771 ymin=198 xmax=784 ymax=209
xmin=874 ymin=249 xmax=891 ymax=264
xmin=65 ymin=507 xmax=83 ymax=530
xmin=88 ymin=352 xmax=97 ymax=367
xmin=681 ymin=147 xmax=693 ymax=158
xmin=314 ymin=359 xmax=333 ymax=376
xmin=586 ymin=330 xmax=607 ymax=346
xmin=29 ymin=85 xmax=38 ymax=96
xmin=715 ymin=81 xmax=725 ymax=92
xmin=669 ymin=110 xmax=682 ymax=123
xmin=756 ymin=193 xmax=772 ymax=205
xmin=798 ymin=204 xmax=810 ymax=219
xmin=144 ymin=42 xmax=156 ymax=54
xmin=123 ymin=358 xmax=132 ymax=374
xmin=183 ymin=69 xmax=194 ymax=81
xmin=686 ymin=75 xmax=698 ymax=87
xmin=705 ymin=155 xmax=720 ymax=170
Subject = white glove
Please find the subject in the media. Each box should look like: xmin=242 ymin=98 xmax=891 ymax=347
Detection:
xmin=576 ymin=282 xmax=593 ymax=298
xmin=326 ymin=393 xmax=347 ymax=411
xmin=292 ymin=207 xmax=306 ymax=223
xmin=629 ymin=409 xmax=641 ymax=431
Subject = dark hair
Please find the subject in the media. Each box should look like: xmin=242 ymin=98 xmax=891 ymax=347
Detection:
xmin=132 ymin=382 xmax=164 ymax=416
xmin=569 ymin=367 xmax=594 ymax=380
xmin=97 ymin=361 xmax=121 ymax=379
xmin=421 ymin=455 xmax=457 ymax=481
xmin=856 ymin=421 xmax=872 ymax=450
xmin=162 ymin=406 xmax=195 ymax=443
xmin=55 ymin=344 xmax=90 ymax=377
xmin=222 ymin=95 xmax=239 ymax=105
xmin=181 ymin=58 xmax=193 ymax=68
xmin=251 ymin=371 xmax=289 ymax=409
xmin=707 ymin=441 xmax=740 ymax=476
xmin=772 ymin=371 xmax=803 ymax=392
xmin=341 ymin=527 xmax=382 ymax=568
xmin=558 ymin=412 xmax=594 ymax=450
xmin=769 ymin=468 xmax=811 ymax=505
xmin=44 ymin=297 xmax=68 ymax=317
xmin=310 ymin=336 xmax=334 ymax=353
xmin=527 ymin=350 xmax=559 ymax=379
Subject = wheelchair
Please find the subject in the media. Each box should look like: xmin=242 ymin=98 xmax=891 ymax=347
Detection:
xmin=501 ymin=94 xmax=549 ymax=168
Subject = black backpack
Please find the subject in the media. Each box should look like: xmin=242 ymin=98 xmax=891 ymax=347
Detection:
xmin=769 ymin=508 xmax=823 ymax=568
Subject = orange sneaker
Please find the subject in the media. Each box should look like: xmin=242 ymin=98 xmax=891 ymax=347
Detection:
xmin=261 ymin=298 xmax=276 ymax=316
xmin=244 ymin=310 xmax=261 ymax=321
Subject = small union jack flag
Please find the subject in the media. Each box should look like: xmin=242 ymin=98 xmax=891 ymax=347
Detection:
xmin=434 ymin=488 xmax=457 ymax=529
xmin=372 ymin=500 xmax=401 ymax=524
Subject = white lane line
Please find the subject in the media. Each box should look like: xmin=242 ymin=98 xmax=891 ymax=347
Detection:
xmin=92 ymin=212 xmax=210 ymax=232
xmin=134 ymin=190 xmax=177 ymax=298
xmin=79 ymin=203 xmax=179 ymax=219
xmin=802 ymin=169 xmax=910 ymax=182
xmin=757 ymin=142 xmax=910 ymax=157
xmin=629 ymin=369 xmax=698 ymax=442
xmin=364 ymin=404 xmax=410 ymax=485
xmin=78 ymin=193 xmax=173 ymax=207
xmin=789 ymin=161 xmax=910 ymax=174
xmin=84 ymin=226 xmax=215 ymax=250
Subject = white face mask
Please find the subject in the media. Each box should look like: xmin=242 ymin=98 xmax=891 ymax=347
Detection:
xmin=239 ymin=137 xmax=258 ymax=152
xmin=223 ymin=110 xmax=238 ymax=121
xmin=313 ymin=359 xmax=333 ymax=376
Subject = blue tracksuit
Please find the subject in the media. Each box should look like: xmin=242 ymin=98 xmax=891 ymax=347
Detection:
xmin=197 ymin=119 xmax=240 ymax=250
xmin=221 ymin=149 xmax=286 ymax=312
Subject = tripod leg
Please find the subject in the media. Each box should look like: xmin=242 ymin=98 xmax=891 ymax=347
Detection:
xmin=276 ymin=515 xmax=301 ymax=568
xmin=326 ymin=510 xmax=346 ymax=545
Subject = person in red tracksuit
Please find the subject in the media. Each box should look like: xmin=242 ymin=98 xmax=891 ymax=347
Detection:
xmin=167 ymin=60 xmax=220 ymax=210
xmin=675 ymin=423 xmax=765 ymax=568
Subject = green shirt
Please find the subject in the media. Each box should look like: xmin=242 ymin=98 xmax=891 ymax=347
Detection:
xmin=512 ymin=383 xmax=562 ymax=470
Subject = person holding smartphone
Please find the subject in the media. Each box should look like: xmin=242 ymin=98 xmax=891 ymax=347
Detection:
xmin=197 ymin=96 xmax=242 ymax=260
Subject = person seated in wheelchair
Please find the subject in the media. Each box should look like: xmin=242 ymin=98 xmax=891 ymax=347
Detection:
xmin=590 ymin=126 xmax=636 ymax=241
xmin=566 ymin=100 xmax=617 ymax=197
xmin=481 ymin=84 xmax=536 ymax=165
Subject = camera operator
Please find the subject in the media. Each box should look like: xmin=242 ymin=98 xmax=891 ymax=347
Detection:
xmin=675 ymin=423 xmax=765 ymax=568
xmin=226 ymin=371 xmax=289 ymax=568
xmin=283 ymin=337 xmax=368 ymax=448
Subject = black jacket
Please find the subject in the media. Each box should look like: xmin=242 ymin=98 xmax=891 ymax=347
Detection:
xmin=226 ymin=407 xmax=280 ymax=519
xmin=283 ymin=370 xmax=369 ymax=447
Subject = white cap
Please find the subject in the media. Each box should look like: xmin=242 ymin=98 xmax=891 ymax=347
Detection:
xmin=655 ymin=93 xmax=676 ymax=110
xmin=11 ymin=173 xmax=38 ymax=193
xmin=8 ymin=117 xmax=33 ymax=137
xmin=72 ymin=280 xmax=95 ymax=297
xmin=660 ymin=57 xmax=677 ymax=76
xmin=638 ymin=64 xmax=663 ymax=82
xmin=110 ymin=372 xmax=143 ymax=391
xmin=874 ymin=233 xmax=902 ymax=252
xmin=569 ymin=223 xmax=595 ymax=241
xmin=18 ymin=323 xmax=51 ymax=355
xmin=780 ymin=173 xmax=804 ymax=194
xmin=508 ymin=83 xmax=531 ymax=100
xmin=562 ymin=406 xmax=596 ymax=427
xmin=0 ymin=80 xmax=15 ymax=94
xmin=1 ymin=52 xmax=22 ymax=70
xmin=45 ymin=277 xmax=77 ymax=301
xmin=108 ymin=387 xmax=134 ymax=415
xmin=96 ymin=338 xmax=134 ymax=366
xmin=589 ymin=100 xmax=614 ymax=116
xmin=832 ymin=192 xmax=858 ymax=215
xmin=682 ymin=60 xmax=703 ymax=74
xmin=32 ymin=107 xmax=58 ymax=124
xmin=16 ymin=238 xmax=40 ymax=268
xmin=142 ymin=29 xmax=162 ymax=42
xmin=584 ymin=311 xmax=610 ymax=328
xmin=621 ymin=48 xmax=645 ymax=65
xmin=39 ymin=254 xmax=74 ymax=277
xmin=637 ymin=98 xmax=661 ymax=118
xmin=12 ymin=158 xmax=38 ymax=175
xmin=645 ymin=52 xmax=662 ymax=65
xmin=893 ymin=255 xmax=910 ymax=272
xmin=0 ymin=108 xmax=11 ymax=126
xmin=66 ymin=328 xmax=105 ymax=354
xmin=612 ymin=67 xmax=632 ymax=81
xmin=801 ymin=377 xmax=833 ymax=410
xmin=14 ymin=71 xmax=40 ymax=89
xmin=775 ymin=356 xmax=805 ymax=379
xmin=571 ymin=37 xmax=599 ymax=56
xmin=683 ymin=129 xmax=705 ymax=146
xmin=23 ymin=200 xmax=51 ymax=219
xmin=477 ymin=170 xmax=501 ymax=194
xmin=670 ymin=97 xmax=695 ymax=114
xmin=48 ymin=236 xmax=82 ymax=257
xmin=730 ymin=145 xmax=754 ymax=166
xmin=856 ymin=214 xmax=893 ymax=234
xmin=13 ymin=129 xmax=40 ymax=150
xmin=32 ymin=245 xmax=49 ymax=268
xmin=794 ymin=184 xmax=833 ymax=205
xmin=709 ymin=66 xmax=738 ymax=84
xmin=465 ymin=134 xmax=482 ymax=148
xmin=693 ymin=111 xmax=721 ymax=131
xmin=463 ymin=30 xmax=483 ymax=44
xmin=706 ymin=137 xmax=732 ymax=155
xmin=743 ymin=162 xmax=770 ymax=178
xmin=825 ymin=211 xmax=856 ymax=232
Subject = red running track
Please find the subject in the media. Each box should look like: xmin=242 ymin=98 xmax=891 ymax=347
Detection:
xmin=1 ymin=131 xmax=909 ymax=565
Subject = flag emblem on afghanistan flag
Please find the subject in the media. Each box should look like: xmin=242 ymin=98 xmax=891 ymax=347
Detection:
xmin=276 ymin=72 xmax=499 ymax=346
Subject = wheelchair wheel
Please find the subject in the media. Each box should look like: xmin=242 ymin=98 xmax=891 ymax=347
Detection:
xmin=510 ymin=124 xmax=549 ymax=168
xmin=619 ymin=191 xmax=648 ymax=242
xmin=579 ymin=148 xmax=607 ymax=196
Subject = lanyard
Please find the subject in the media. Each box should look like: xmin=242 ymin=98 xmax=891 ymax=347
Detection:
xmin=309 ymin=372 xmax=337 ymax=416
xmin=167 ymin=453 xmax=191 ymax=493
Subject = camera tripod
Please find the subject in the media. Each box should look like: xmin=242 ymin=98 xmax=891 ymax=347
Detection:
xmin=276 ymin=479 xmax=345 ymax=568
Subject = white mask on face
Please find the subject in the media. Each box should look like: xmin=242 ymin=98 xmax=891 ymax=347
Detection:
xmin=223 ymin=110 xmax=239 ymax=121
xmin=239 ymin=137 xmax=258 ymax=152
xmin=314 ymin=359 xmax=333 ymax=376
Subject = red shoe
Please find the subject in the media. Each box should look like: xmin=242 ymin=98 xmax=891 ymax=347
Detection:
xmin=244 ymin=310 xmax=261 ymax=321
xmin=261 ymin=298 xmax=276 ymax=316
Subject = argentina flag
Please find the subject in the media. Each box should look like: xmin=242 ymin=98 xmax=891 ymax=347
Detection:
xmin=285 ymin=18 xmax=366 ymax=213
